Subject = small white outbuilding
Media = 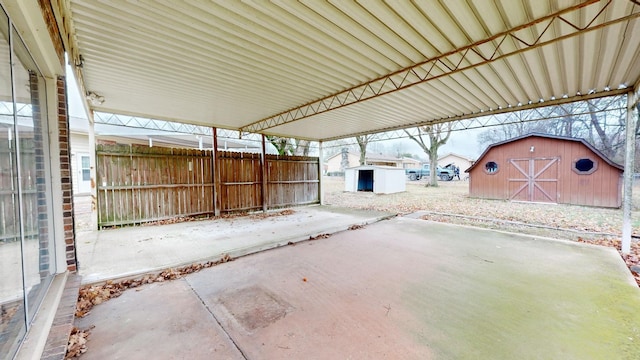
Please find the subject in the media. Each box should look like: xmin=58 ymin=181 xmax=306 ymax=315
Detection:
xmin=344 ymin=165 xmax=406 ymax=194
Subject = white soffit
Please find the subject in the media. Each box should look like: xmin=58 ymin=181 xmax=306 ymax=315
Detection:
xmin=67 ymin=0 xmax=640 ymax=141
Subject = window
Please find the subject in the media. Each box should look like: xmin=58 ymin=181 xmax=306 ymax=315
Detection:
xmin=485 ymin=161 xmax=499 ymax=174
xmin=573 ymin=158 xmax=597 ymax=174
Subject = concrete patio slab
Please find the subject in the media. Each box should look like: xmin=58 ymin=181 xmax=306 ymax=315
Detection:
xmin=75 ymin=279 xmax=244 ymax=359
xmin=75 ymin=218 xmax=640 ymax=359
xmin=76 ymin=206 xmax=393 ymax=284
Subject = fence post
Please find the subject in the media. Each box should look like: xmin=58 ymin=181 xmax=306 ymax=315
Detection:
xmin=261 ymin=134 xmax=268 ymax=212
xmin=212 ymin=127 xmax=221 ymax=217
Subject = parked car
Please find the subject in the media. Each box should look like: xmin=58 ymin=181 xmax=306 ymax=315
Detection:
xmin=405 ymin=164 xmax=455 ymax=181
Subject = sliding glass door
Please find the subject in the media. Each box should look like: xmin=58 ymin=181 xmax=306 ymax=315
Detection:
xmin=0 ymin=5 xmax=55 ymax=359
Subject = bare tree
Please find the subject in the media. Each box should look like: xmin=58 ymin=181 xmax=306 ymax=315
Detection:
xmin=293 ymin=139 xmax=311 ymax=156
xmin=266 ymin=135 xmax=292 ymax=155
xmin=355 ymin=135 xmax=371 ymax=165
xmin=405 ymin=123 xmax=452 ymax=186
xmin=267 ymin=136 xmax=311 ymax=156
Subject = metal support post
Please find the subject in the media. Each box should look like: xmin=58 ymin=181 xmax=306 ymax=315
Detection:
xmin=212 ymin=127 xmax=220 ymax=217
xmin=261 ymin=134 xmax=268 ymax=212
xmin=318 ymin=141 xmax=325 ymax=205
xmin=88 ymin=110 xmax=98 ymax=230
xmin=621 ymin=91 xmax=638 ymax=254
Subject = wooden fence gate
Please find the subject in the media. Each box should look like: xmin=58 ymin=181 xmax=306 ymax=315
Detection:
xmin=96 ymin=145 xmax=320 ymax=227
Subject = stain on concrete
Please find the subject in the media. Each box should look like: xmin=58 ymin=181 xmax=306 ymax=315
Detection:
xmin=219 ymin=286 xmax=291 ymax=332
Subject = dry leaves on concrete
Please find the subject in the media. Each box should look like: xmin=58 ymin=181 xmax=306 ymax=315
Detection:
xmin=75 ymin=254 xmax=233 ymax=318
xmin=309 ymin=233 xmax=331 ymax=240
xmin=71 ymin=254 xmax=233 ymax=358
xmin=101 ymin=210 xmax=296 ymax=229
xmin=65 ymin=326 xmax=93 ymax=359
xmin=249 ymin=209 xmax=295 ymax=219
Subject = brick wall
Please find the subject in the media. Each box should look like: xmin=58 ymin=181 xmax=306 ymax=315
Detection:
xmin=57 ymin=76 xmax=77 ymax=272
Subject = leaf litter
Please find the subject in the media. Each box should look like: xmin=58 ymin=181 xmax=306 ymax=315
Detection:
xmin=69 ymin=254 xmax=232 ymax=358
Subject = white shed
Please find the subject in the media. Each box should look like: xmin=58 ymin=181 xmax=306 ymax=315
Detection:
xmin=344 ymin=165 xmax=406 ymax=194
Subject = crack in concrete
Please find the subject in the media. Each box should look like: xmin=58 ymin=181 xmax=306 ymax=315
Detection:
xmin=185 ymin=279 xmax=249 ymax=360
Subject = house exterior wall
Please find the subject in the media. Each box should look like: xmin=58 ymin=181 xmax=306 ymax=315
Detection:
xmin=367 ymin=158 xmax=401 ymax=167
xmin=70 ymin=132 xmax=90 ymax=195
xmin=469 ymin=136 xmax=622 ymax=208
xmin=439 ymin=154 xmax=474 ymax=172
xmin=326 ymin=152 xmax=359 ymax=173
xmin=327 ymin=152 xmax=407 ymax=173
xmin=401 ymin=158 xmax=421 ymax=169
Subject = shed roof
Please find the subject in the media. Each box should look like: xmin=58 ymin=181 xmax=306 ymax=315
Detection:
xmin=466 ymin=133 xmax=625 ymax=172
xmin=60 ymin=0 xmax=640 ymax=141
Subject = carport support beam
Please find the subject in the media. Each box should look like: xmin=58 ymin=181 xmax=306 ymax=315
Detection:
xmin=212 ymin=128 xmax=221 ymax=217
xmin=88 ymin=110 xmax=98 ymax=230
xmin=261 ymin=135 xmax=268 ymax=212
xmin=621 ymin=90 xmax=638 ymax=254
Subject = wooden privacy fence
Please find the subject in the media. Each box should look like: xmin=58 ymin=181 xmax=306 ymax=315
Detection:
xmin=96 ymin=145 xmax=320 ymax=228
xmin=96 ymin=145 xmax=214 ymax=227
xmin=265 ymin=154 xmax=319 ymax=208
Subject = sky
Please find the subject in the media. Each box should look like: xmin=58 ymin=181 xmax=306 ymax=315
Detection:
xmin=388 ymin=129 xmax=484 ymax=160
xmin=66 ymin=65 xmax=88 ymax=119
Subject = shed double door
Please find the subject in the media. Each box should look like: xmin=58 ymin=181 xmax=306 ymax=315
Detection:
xmin=507 ymin=157 xmax=559 ymax=203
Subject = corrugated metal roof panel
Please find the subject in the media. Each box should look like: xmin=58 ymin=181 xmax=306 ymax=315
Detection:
xmin=65 ymin=0 xmax=640 ymax=141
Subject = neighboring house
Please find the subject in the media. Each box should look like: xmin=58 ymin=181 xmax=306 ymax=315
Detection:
xmin=367 ymin=153 xmax=403 ymax=167
xmin=466 ymin=133 xmax=623 ymax=208
xmin=326 ymin=150 xmax=360 ymax=173
xmin=438 ymin=153 xmax=475 ymax=175
xmin=401 ymin=157 xmax=422 ymax=169
xmin=325 ymin=150 xmax=403 ymax=173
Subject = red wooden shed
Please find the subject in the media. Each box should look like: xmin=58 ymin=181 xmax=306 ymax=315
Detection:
xmin=466 ymin=133 xmax=624 ymax=208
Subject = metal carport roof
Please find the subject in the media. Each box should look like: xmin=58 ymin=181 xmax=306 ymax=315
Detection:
xmin=61 ymin=0 xmax=640 ymax=141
